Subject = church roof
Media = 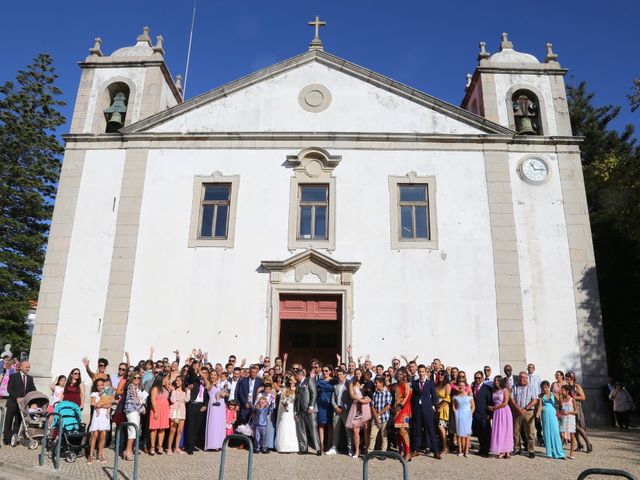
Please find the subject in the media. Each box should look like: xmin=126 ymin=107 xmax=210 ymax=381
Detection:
xmin=122 ymin=49 xmax=514 ymax=135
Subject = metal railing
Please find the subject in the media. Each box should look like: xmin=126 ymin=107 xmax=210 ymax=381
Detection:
xmin=219 ymin=434 xmax=254 ymax=480
xmin=363 ymin=450 xmax=409 ymax=480
xmin=577 ymin=468 xmax=637 ymax=480
xmin=39 ymin=412 xmax=63 ymax=470
xmin=0 ymin=406 xmax=5 ymax=449
xmin=113 ymin=422 xmax=140 ymax=480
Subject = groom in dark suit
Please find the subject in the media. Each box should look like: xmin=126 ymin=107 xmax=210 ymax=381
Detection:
xmin=410 ymin=364 xmax=441 ymax=459
xmin=472 ymin=371 xmax=493 ymax=457
xmin=3 ymin=360 xmax=36 ymax=445
xmin=294 ymin=368 xmax=321 ymax=455
xmin=236 ymin=365 xmax=262 ymax=425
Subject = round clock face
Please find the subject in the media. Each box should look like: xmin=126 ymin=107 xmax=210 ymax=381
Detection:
xmin=519 ymin=157 xmax=549 ymax=184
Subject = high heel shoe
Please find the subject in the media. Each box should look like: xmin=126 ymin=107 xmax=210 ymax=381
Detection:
xmin=586 ymin=443 xmax=593 ymax=453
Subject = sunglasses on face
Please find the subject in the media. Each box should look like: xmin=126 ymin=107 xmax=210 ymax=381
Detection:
xmin=98 ymin=364 xmax=106 ymax=368
xmin=118 ymin=368 xmax=126 ymax=371
xmin=322 ymin=369 xmax=330 ymax=373
xmin=133 ymin=376 xmax=141 ymax=380
xmin=475 ymin=377 xmax=483 ymax=381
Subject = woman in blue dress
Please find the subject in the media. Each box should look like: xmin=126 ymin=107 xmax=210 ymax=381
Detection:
xmin=538 ymin=380 xmax=565 ymax=459
xmin=316 ymin=366 xmax=336 ymax=454
xmin=452 ymin=379 xmax=474 ymax=457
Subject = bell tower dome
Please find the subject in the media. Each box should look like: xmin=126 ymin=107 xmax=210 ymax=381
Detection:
xmin=461 ymin=33 xmax=572 ymax=136
xmin=69 ymin=27 xmax=183 ymax=134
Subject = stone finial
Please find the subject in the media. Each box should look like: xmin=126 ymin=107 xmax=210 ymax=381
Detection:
xmin=89 ymin=37 xmax=103 ymax=57
xmin=465 ymin=73 xmax=472 ymax=89
xmin=175 ymin=74 xmax=183 ymax=95
xmin=500 ymin=32 xmax=513 ymax=50
xmin=137 ymin=26 xmax=152 ymax=45
xmin=308 ymin=15 xmax=326 ymax=51
xmin=477 ymin=41 xmax=490 ymax=61
xmin=544 ymin=42 xmax=558 ymax=63
xmin=153 ymin=35 xmax=165 ymax=55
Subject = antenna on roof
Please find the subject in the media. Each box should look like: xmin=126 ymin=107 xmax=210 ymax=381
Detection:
xmin=183 ymin=0 xmax=197 ymax=98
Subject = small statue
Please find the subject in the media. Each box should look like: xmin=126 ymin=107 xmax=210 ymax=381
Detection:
xmin=1 ymin=344 xmax=12 ymax=358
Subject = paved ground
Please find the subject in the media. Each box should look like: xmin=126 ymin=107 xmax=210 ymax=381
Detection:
xmin=0 ymin=427 xmax=638 ymax=480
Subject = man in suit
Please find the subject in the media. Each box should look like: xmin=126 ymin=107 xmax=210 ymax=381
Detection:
xmin=236 ymin=365 xmax=262 ymax=425
xmin=471 ymin=370 xmax=493 ymax=457
xmin=410 ymin=364 xmax=441 ymax=459
xmin=326 ymin=367 xmax=353 ymax=456
xmin=184 ymin=364 xmax=209 ymax=455
xmin=3 ymin=360 xmax=36 ymax=445
xmin=294 ymin=368 xmax=321 ymax=455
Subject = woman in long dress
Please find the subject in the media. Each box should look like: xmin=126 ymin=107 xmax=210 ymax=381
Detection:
xmin=488 ymin=375 xmax=513 ymax=459
xmin=316 ymin=366 xmax=335 ymax=454
xmin=434 ymin=371 xmax=451 ymax=455
xmin=275 ymin=374 xmax=299 ymax=453
xmin=538 ymin=380 xmax=564 ymax=459
xmin=393 ymin=369 xmax=412 ymax=462
xmin=204 ymin=371 xmax=228 ymax=451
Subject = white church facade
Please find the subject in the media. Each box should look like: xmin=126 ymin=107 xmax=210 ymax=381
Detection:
xmin=30 ymin=26 xmax=606 ymax=419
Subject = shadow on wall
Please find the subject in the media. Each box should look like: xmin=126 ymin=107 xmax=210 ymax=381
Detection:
xmin=575 ymin=265 xmax=609 ymax=426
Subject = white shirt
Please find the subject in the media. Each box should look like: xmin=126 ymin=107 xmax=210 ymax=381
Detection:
xmin=248 ymin=378 xmax=255 ymax=402
xmin=228 ymin=379 xmax=239 ymax=402
xmin=528 ymin=373 xmax=542 ymax=394
xmin=194 ymin=381 xmax=205 ymax=403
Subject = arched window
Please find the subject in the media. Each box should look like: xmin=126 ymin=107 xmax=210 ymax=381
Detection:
xmin=103 ymin=82 xmax=130 ymax=133
xmin=512 ymin=89 xmax=541 ymax=135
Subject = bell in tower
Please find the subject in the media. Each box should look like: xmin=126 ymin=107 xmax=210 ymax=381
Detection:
xmin=513 ymin=92 xmax=540 ymax=135
xmin=104 ymin=92 xmax=128 ymax=132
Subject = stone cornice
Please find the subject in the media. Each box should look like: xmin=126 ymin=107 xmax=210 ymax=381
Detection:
xmin=260 ymin=249 xmax=361 ymax=274
xmin=120 ymin=49 xmax=515 ymax=136
xmin=476 ymin=66 xmax=568 ymax=76
xmin=62 ymin=131 xmax=583 ymax=149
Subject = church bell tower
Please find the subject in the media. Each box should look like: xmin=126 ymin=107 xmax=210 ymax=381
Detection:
xmin=461 ymin=33 xmax=572 ymax=137
xmin=69 ymin=26 xmax=183 ymax=135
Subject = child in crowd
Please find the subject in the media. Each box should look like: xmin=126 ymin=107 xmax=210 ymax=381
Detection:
xmin=49 ymin=375 xmax=66 ymax=412
xmin=226 ymin=400 xmax=237 ymax=436
xmin=88 ymin=378 xmax=113 ymax=464
xmin=252 ymin=396 xmax=271 ymax=454
xmin=559 ymin=385 xmax=577 ymax=459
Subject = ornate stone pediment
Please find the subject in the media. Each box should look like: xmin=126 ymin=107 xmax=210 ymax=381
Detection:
xmin=260 ymin=249 xmax=360 ymax=286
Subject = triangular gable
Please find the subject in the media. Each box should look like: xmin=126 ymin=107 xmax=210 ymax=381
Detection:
xmin=122 ymin=50 xmax=514 ymax=135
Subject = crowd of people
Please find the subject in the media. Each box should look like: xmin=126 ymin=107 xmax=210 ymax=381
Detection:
xmin=0 ymin=346 xmax=636 ymax=466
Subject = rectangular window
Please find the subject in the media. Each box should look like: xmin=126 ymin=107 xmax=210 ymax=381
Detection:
xmin=199 ymin=183 xmax=231 ymax=239
xmin=298 ymin=184 xmax=328 ymax=240
xmin=389 ymin=175 xmax=437 ymax=250
xmin=398 ymin=184 xmax=429 ymax=240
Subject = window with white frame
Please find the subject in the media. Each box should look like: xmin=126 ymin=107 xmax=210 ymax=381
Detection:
xmin=297 ymin=184 xmax=329 ymax=240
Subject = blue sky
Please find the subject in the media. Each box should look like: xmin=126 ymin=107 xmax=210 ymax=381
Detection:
xmin=1 ymin=0 xmax=638 ymax=134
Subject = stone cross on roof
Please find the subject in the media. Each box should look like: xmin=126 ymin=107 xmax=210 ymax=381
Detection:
xmin=308 ymin=15 xmax=326 ymax=51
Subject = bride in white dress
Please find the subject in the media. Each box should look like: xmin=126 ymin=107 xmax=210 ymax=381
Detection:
xmin=275 ymin=375 xmax=299 ymax=452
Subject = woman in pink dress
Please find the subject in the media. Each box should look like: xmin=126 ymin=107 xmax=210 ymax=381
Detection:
xmin=204 ymin=370 xmax=228 ymax=451
xmin=167 ymin=376 xmax=187 ymax=455
xmin=149 ymin=374 xmax=171 ymax=455
xmin=488 ymin=375 xmax=513 ymax=459
xmin=346 ymin=368 xmax=372 ymax=458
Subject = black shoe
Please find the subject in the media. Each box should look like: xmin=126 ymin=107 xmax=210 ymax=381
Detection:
xmin=254 ymin=449 xmax=260 ymax=454
xmin=298 ymin=451 xmax=308 ymax=455
xmin=186 ymin=450 xmax=194 ymax=455
xmin=528 ymin=452 xmax=535 ymax=459
xmin=262 ymin=449 xmax=270 ymax=454
xmin=513 ymin=450 xmax=521 ymax=456
xmin=316 ymin=451 xmax=322 ymax=456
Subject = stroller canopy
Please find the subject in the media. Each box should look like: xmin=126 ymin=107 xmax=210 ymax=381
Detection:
xmin=53 ymin=400 xmax=82 ymax=432
xmin=19 ymin=391 xmax=49 ymax=412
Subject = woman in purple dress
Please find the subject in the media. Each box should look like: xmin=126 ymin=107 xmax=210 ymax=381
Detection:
xmin=488 ymin=375 xmax=513 ymax=459
xmin=204 ymin=370 xmax=228 ymax=451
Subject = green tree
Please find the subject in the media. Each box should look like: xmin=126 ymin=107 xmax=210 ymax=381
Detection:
xmin=629 ymin=78 xmax=640 ymax=112
xmin=0 ymin=54 xmax=65 ymax=353
xmin=567 ymin=81 xmax=640 ymax=395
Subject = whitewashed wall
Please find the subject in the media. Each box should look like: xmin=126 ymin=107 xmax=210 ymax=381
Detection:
xmin=509 ymin=152 xmax=582 ymax=378
xmin=51 ymin=150 xmax=125 ymax=378
xmin=123 ymin=148 xmax=500 ymax=375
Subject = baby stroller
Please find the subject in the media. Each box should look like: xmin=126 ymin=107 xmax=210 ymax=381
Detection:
xmin=11 ymin=391 xmax=49 ymax=449
xmin=48 ymin=400 xmax=86 ymax=463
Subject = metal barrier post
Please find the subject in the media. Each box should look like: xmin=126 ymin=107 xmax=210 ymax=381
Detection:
xmin=577 ymin=468 xmax=637 ymax=480
xmin=363 ymin=450 xmax=409 ymax=480
xmin=39 ymin=412 xmax=63 ymax=470
xmin=219 ymin=434 xmax=253 ymax=480
xmin=113 ymin=422 xmax=140 ymax=480
xmin=0 ymin=406 xmax=5 ymax=449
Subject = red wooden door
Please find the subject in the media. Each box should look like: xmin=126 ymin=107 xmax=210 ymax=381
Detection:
xmin=278 ymin=295 xmax=341 ymax=367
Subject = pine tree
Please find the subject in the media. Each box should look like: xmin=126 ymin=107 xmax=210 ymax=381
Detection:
xmin=0 ymin=54 xmax=65 ymax=353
